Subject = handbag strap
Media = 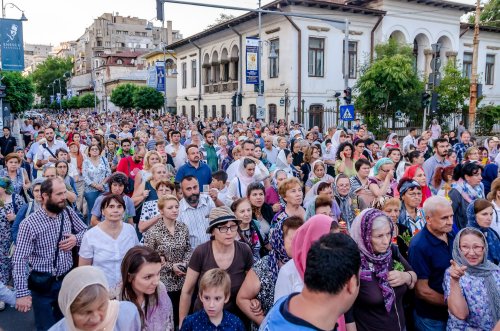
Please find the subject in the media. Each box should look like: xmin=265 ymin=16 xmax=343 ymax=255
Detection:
xmin=43 ymin=144 xmax=57 ymax=159
xmin=53 ymin=213 xmax=65 ymax=274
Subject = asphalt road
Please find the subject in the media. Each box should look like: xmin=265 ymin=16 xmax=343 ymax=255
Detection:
xmin=0 ymin=305 xmax=35 ymax=331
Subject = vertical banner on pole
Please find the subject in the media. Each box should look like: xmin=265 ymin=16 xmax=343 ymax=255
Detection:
xmin=156 ymin=62 xmax=165 ymax=92
xmin=245 ymin=37 xmax=259 ymax=85
xmin=147 ymin=66 xmax=157 ymax=88
xmin=0 ymin=18 xmax=25 ymax=71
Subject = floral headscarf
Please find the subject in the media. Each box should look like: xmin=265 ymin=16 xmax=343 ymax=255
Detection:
xmin=0 ymin=177 xmax=14 ymax=195
xmin=351 ymin=208 xmax=395 ymax=312
xmin=268 ymin=218 xmax=291 ymax=282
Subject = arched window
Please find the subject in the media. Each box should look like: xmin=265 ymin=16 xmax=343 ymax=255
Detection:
xmin=203 ymin=105 xmax=208 ymax=120
xmin=191 ymin=105 xmax=196 ymax=121
xmin=182 ymin=105 xmax=186 ymax=117
xmin=212 ymin=105 xmax=217 ymax=119
xmin=221 ymin=105 xmax=227 ymax=119
xmin=268 ymin=104 xmax=277 ymax=123
xmin=249 ymin=104 xmax=257 ymax=120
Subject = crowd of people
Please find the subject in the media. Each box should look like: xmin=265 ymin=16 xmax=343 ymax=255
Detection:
xmin=0 ymin=109 xmax=499 ymax=331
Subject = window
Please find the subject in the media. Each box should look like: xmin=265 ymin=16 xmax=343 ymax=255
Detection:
xmin=203 ymin=105 xmax=208 ymax=119
xmin=191 ymin=60 xmax=197 ymax=88
xmin=182 ymin=63 xmax=187 ymax=89
xmin=269 ymin=39 xmax=279 ymax=78
xmin=343 ymin=41 xmax=358 ymax=79
xmin=105 ymin=41 xmax=110 ymax=47
xmin=463 ymin=52 xmax=473 ymax=78
xmin=221 ymin=105 xmax=227 ymax=118
xmin=191 ymin=105 xmax=196 ymax=121
xmin=485 ymin=54 xmax=495 ymax=85
xmin=308 ymin=37 xmax=324 ymax=77
xmin=212 ymin=105 xmax=217 ymax=119
xmin=116 ymin=59 xmax=123 ymax=65
xmin=268 ymin=104 xmax=277 ymax=122
xmin=182 ymin=106 xmax=186 ymax=116
xmin=249 ymin=104 xmax=257 ymax=119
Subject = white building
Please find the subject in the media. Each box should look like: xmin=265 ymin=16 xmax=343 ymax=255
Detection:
xmin=170 ymin=0 xmax=499 ymax=129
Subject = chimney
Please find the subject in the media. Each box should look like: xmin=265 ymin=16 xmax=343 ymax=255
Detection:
xmin=167 ymin=20 xmax=173 ymax=45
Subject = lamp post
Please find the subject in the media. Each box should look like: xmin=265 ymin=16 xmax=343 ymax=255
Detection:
xmin=2 ymin=1 xmax=27 ymax=19
xmin=47 ymin=83 xmax=55 ymax=105
xmin=53 ymin=78 xmax=63 ymax=113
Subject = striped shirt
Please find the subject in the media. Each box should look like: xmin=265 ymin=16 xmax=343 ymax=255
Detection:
xmin=178 ymin=194 xmax=214 ymax=249
xmin=13 ymin=208 xmax=87 ymax=298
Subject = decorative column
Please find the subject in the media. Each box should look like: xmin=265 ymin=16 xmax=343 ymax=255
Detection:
xmin=423 ymin=48 xmax=433 ymax=78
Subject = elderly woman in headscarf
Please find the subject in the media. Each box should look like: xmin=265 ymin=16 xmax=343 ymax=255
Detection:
xmin=467 ymin=199 xmax=500 ymax=264
xmin=350 ymin=208 xmax=417 ymax=331
xmin=48 ymin=266 xmax=141 ymax=331
xmin=304 ymin=160 xmax=334 ymax=194
xmin=397 ymin=178 xmax=426 ymax=235
xmin=382 ymin=133 xmax=400 ymax=152
xmin=227 ymin=157 xmax=269 ymax=204
xmin=304 ymin=181 xmax=341 ymax=220
xmin=273 ymin=215 xmax=352 ymax=331
xmin=236 ymin=216 xmax=303 ymax=330
xmin=368 ymin=158 xmax=397 ymax=198
xmin=443 ymin=227 xmax=500 ymax=330
xmin=331 ymin=129 xmax=347 ymax=161
xmin=333 ymin=174 xmax=359 ymax=230
xmin=265 ymin=169 xmax=288 ymax=213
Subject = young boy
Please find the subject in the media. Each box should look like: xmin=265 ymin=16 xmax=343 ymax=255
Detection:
xmin=118 ymin=121 xmax=133 ymax=140
xmin=180 ymin=268 xmax=245 ymax=331
xmin=210 ymin=171 xmax=228 ymax=205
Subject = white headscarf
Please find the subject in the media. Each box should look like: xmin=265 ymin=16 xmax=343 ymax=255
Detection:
xmin=237 ymin=157 xmax=258 ymax=186
xmin=58 ymin=266 xmax=119 ymax=331
xmin=275 ymin=149 xmax=294 ymax=177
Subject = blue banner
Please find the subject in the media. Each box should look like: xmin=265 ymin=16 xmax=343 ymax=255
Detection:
xmin=56 ymin=93 xmax=61 ymax=104
xmin=156 ymin=62 xmax=165 ymax=92
xmin=147 ymin=66 xmax=156 ymax=88
xmin=246 ymin=38 xmax=259 ymax=85
xmin=50 ymin=95 xmax=54 ymax=103
xmin=0 ymin=18 xmax=24 ymax=71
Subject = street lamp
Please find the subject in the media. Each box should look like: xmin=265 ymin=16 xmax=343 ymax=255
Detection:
xmin=53 ymin=78 xmax=62 ymax=113
xmin=2 ymin=1 xmax=27 ymax=20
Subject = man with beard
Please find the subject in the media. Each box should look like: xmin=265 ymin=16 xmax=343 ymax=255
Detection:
xmin=35 ymin=127 xmax=68 ymax=168
xmin=175 ymin=144 xmax=212 ymax=187
xmin=12 ymin=177 xmax=87 ymax=330
xmin=177 ymin=175 xmax=215 ymax=248
xmin=423 ymin=138 xmax=450 ymax=187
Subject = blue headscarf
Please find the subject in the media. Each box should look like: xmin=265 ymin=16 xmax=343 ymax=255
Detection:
xmin=467 ymin=202 xmax=500 ymax=265
xmin=373 ymin=158 xmax=394 ymax=176
xmin=482 ymin=164 xmax=499 ymax=197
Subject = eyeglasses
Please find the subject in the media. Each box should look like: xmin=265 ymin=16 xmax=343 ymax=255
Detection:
xmin=406 ymin=192 xmax=422 ymax=198
xmin=379 ymin=168 xmax=390 ymax=173
xmin=216 ymin=225 xmax=239 ymax=233
xmin=460 ymin=245 xmax=484 ymax=255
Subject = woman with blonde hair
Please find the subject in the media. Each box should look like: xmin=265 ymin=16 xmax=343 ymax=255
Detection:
xmin=134 ymin=150 xmax=163 ymax=191
xmin=49 ymin=266 xmax=141 ymax=331
xmin=464 ymin=147 xmax=480 ymax=163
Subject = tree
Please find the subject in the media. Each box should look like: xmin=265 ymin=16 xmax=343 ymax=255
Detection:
xmin=2 ymin=71 xmax=35 ymax=113
xmin=206 ymin=13 xmax=236 ymax=29
xmin=78 ymin=93 xmax=98 ymax=109
xmin=133 ymin=86 xmax=164 ymax=110
xmin=476 ymin=105 xmax=500 ymax=135
xmin=67 ymin=96 xmax=80 ymax=109
xmin=355 ymin=39 xmax=424 ymax=137
xmin=30 ymin=56 xmax=73 ymax=103
xmin=110 ymin=83 xmax=138 ymax=110
xmin=434 ymin=61 xmax=470 ymax=116
xmin=468 ymin=0 xmax=500 ymax=27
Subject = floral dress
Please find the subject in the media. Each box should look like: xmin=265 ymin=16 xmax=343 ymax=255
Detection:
xmin=443 ymin=268 xmax=500 ymax=330
xmin=0 ymin=168 xmax=24 ymax=197
xmin=251 ymin=255 xmax=276 ymax=331
xmin=82 ymin=157 xmax=111 ymax=193
xmin=0 ymin=194 xmax=26 ymax=284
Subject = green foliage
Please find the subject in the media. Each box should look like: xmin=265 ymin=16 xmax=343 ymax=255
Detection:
xmin=434 ymin=61 xmax=470 ymax=116
xmin=110 ymin=83 xmax=137 ymax=110
xmin=475 ymin=105 xmax=500 ymax=135
xmin=2 ymin=71 xmax=35 ymax=113
xmin=78 ymin=93 xmax=98 ymax=109
xmin=30 ymin=56 xmax=73 ymax=103
xmin=468 ymin=0 xmax=500 ymax=27
xmin=355 ymin=39 xmax=424 ymax=137
xmin=66 ymin=96 xmax=80 ymax=109
xmin=133 ymin=86 xmax=164 ymax=110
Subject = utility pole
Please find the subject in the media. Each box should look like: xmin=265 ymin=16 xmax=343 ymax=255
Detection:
xmin=468 ymin=0 xmax=480 ymax=135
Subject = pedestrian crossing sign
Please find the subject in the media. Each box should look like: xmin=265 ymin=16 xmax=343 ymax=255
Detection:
xmin=340 ymin=104 xmax=355 ymax=121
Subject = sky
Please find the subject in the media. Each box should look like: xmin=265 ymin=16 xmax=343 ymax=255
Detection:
xmin=13 ymin=0 xmax=476 ymax=46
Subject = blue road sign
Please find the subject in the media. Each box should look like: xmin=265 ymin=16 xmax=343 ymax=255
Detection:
xmin=340 ymin=104 xmax=355 ymax=121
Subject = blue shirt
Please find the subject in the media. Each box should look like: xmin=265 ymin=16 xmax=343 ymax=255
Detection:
xmin=175 ymin=161 xmax=212 ymax=187
xmin=422 ymin=155 xmax=450 ymax=187
xmin=408 ymin=226 xmax=454 ymax=321
xmin=260 ymin=293 xmax=338 ymax=331
xmin=180 ymin=309 xmax=245 ymax=331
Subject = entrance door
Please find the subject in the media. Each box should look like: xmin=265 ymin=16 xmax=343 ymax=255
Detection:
xmin=308 ymin=104 xmax=324 ymax=130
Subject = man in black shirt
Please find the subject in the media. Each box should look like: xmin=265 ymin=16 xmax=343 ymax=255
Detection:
xmin=0 ymin=127 xmax=17 ymax=165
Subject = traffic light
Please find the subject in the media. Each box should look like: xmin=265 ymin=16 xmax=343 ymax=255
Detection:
xmin=343 ymin=87 xmax=352 ymax=104
xmin=231 ymin=93 xmax=237 ymax=107
xmin=430 ymin=92 xmax=440 ymax=113
xmin=237 ymin=93 xmax=242 ymax=107
xmin=156 ymin=0 xmax=164 ymax=21
xmin=421 ymin=92 xmax=431 ymax=109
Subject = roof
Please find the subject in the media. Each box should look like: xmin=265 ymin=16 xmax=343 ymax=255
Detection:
xmin=168 ymin=0 xmax=385 ymax=49
xmin=460 ymin=22 xmax=500 ymax=33
xmin=101 ymin=51 xmax=147 ymax=58
xmin=346 ymin=0 xmax=475 ymax=12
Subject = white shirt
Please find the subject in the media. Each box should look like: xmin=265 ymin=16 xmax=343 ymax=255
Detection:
xmin=226 ymin=159 xmax=269 ymax=183
xmin=36 ymin=140 xmax=68 ymax=164
xmin=165 ymin=143 xmax=187 ymax=169
xmin=402 ymin=134 xmax=416 ymax=152
xmin=79 ymin=224 xmax=139 ymax=289
xmin=263 ymin=146 xmax=279 ymax=164
xmin=274 ymin=259 xmax=303 ymax=304
xmin=178 ymin=194 xmax=214 ymax=249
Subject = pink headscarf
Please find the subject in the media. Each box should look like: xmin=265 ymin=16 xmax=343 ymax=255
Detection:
xmin=292 ymin=214 xmax=347 ymax=331
xmin=293 ymin=215 xmax=333 ymax=279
